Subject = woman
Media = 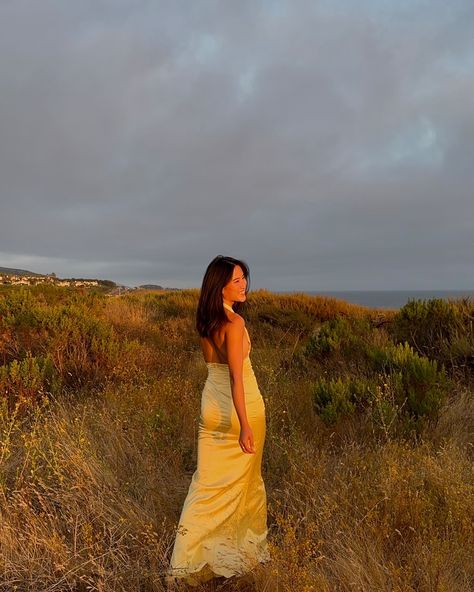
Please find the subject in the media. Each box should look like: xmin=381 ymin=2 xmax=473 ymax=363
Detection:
xmin=166 ymin=255 xmax=270 ymax=587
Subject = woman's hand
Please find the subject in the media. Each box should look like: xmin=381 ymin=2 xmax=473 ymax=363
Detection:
xmin=239 ymin=424 xmax=256 ymax=454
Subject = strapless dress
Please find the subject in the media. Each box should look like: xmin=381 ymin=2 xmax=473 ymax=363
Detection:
xmin=167 ymin=308 xmax=270 ymax=586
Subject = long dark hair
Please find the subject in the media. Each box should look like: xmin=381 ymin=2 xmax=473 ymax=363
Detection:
xmin=196 ymin=255 xmax=250 ymax=338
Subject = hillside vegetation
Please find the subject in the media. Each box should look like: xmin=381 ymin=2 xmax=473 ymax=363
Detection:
xmin=0 ymin=285 xmax=473 ymax=591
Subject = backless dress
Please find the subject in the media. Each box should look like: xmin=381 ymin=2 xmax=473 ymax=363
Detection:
xmin=166 ymin=302 xmax=270 ymax=585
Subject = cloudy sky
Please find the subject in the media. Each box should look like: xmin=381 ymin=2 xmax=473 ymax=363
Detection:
xmin=1 ymin=0 xmax=473 ymax=290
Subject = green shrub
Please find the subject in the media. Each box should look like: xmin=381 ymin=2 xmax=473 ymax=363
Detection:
xmin=0 ymin=288 xmax=43 ymax=332
xmin=304 ymin=316 xmax=372 ymax=358
xmin=364 ymin=342 xmax=394 ymax=373
xmin=313 ymin=376 xmax=354 ymax=424
xmin=390 ymin=298 xmax=474 ymax=373
xmin=312 ymin=376 xmax=374 ymax=424
xmin=389 ymin=341 xmax=448 ymax=421
xmin=0 ymin=353 xmax=61 ymax=412
xmin=392 ymin=299 xmax=460 ymax=348
xmin=302 ymin=316 xmax=397 ymax=379
xmin=40 ymin=304 xmax=142 ymax=389
xmin=0 ymin=288 xmax=143 ymax=397
xmin=312 ymin=342 xmax=449 ymax=433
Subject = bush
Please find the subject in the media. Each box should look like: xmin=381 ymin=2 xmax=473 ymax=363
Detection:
xmin=312 ymin=376 xmax=373 ymax=424
xmin=389 ymin=341 xmax=448 ymax=421
xmin=39 ymin=304 xmax=123 ymax=388
xmin=390 ymin=298 xmax=474 ymax=373
xmin=303 ymin=316 xmax=372 ymax=357
xmin=303 ymin=315 xmax=396 ymax=378
xmin=392 ymin=299 xmax=460 ymax=349
xmin=312 ymin=342 xmax=449 ymax=434
xmin=0 ymin=353 xmax=61 ymax=413
xmin=0 ymin=288 xmax=146 ymax=404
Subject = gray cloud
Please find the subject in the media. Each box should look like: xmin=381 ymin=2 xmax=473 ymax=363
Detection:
xmin=1 ymin=0 xmax=473 ymax=289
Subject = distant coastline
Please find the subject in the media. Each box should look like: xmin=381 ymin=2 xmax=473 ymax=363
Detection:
xmin=276 ymin=290 xmax=474 ymax=309
xmin=2 ymin=265 xmax=473 ymax=309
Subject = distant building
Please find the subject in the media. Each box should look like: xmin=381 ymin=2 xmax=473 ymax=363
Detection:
xmin=0 ymin=274 xmax=100 ymax=288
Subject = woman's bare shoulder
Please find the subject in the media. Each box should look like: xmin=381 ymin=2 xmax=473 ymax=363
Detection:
xmin=224 ymin=313 xmax=245 ymax=333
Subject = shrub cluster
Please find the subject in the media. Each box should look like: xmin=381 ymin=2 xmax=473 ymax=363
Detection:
xmin=389 ymin=298 xmax=474 ymax=374
xmin=0 ymin=353 xmax=60 ymax=412
xmin=307 ymin=314 xmax=450 ymax=435
xmin=0 ymin=287 xmax=145 ymax=412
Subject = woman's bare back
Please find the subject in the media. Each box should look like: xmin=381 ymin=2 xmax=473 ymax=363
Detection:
xmin=200 ymin=309 xmax=251 ymax=364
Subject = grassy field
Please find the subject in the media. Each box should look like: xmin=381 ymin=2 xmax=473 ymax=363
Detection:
xmin=0 ymin=285 xmax=473 ymax=591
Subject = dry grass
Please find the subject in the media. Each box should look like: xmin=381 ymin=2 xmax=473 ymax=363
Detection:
xmin=0 ymin=287 xmax=472 ymax=591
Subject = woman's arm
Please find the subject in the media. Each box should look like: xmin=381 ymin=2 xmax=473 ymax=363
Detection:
xmin=226 ymin=317 xmax=255 ymax=454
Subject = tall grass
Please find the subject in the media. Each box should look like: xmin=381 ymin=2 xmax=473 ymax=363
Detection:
xmin=0 ymin=286 xmax=472 ymax=591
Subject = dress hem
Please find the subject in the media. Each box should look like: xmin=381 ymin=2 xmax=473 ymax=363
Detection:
xmin=167 ymin=533 xmax=271 ymax=587
xmin=165 ymin=556 xmax=271 ymax=587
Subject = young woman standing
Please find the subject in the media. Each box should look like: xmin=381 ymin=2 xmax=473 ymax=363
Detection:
xmin=166 ymin=255 xmax=270 ymax=586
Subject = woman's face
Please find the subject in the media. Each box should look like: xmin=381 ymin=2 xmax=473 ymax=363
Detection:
xmin=222 ymin=265 xmax=247 ymax=304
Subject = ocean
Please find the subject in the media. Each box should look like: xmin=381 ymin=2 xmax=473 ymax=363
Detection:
xmin=276 ymin=290 xmax=474 ymax=310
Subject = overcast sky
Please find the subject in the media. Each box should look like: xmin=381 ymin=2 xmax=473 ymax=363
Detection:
xmin=1 ymin=0 xmax=473 ymax=290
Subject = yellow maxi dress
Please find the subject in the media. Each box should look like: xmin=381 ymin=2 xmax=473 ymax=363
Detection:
xmin=167 ymin=310 xmax=270 ymax=586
